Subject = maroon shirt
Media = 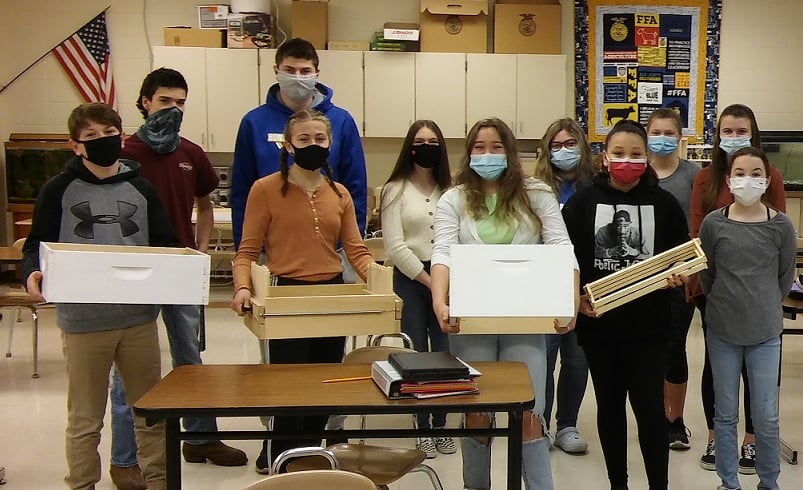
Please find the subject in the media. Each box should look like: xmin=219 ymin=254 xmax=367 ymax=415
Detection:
xmin=122 ymin=134 xmax=219 ymax=248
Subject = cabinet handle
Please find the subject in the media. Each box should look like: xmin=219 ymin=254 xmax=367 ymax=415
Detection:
xmin=210 ymin=133 xmax=216 ymax=148
xmin=201 ymin=133 xmax=206 ymax=147
xmin=519 ymin=121 xmax=524 ymax=135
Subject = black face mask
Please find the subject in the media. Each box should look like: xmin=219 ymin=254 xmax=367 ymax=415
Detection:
xmin=411 ymin=143 xmax=441 ymax=169
xmin=292 ymin=144 xmax=329 ymax=171
xmin=78 ymin=134 xmax=122 ymax=167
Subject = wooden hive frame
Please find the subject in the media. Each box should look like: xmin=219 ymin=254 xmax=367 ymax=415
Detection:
xmin=244 ymin=262 xmax=402 ymax=339
xmin=585 ymin=238 xmax=707 ymax=315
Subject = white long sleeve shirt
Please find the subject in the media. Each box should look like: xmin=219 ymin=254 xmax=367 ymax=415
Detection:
xmin=431 ymin=178 xmax=576 ymax=268
xmin=381 ymin=180 xmax=443 ymax=279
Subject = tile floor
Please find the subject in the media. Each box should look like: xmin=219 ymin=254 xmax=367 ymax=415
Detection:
xmin=1 ymin=292 xmax=802 ymax=489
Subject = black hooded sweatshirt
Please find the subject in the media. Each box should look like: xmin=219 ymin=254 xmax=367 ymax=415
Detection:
xmin=562 ymin=173 xmax=689 ymax=345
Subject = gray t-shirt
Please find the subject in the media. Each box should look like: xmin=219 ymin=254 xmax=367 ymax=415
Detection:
xmin=699 ymin=208 xmax=797 ymax=344
xmin=657 ymin=159 xmax=700 ymax=227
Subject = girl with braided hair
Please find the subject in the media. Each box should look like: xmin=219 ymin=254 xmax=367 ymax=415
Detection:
xmin=231 ymin=109 xmax=373 ymax=469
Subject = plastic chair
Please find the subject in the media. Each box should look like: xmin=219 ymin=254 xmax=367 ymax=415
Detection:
xmin=286 ymin=343 xmax=444 ymax=490
xmin=0 ymin=238 xmax=45 ymax=378
xmin=246 ymin=469 xmax=375 ymax=490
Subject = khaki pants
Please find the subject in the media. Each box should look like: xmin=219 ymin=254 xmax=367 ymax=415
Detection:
xmin=62 ymin=322 xmax=165 ymax=490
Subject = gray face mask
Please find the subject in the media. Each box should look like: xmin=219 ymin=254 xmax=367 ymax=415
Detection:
xmin=276 ymin=72 xmax=318 ymax=101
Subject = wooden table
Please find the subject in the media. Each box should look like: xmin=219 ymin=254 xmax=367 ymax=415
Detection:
xmin=134 ymin=361 xmax=535 ymax=490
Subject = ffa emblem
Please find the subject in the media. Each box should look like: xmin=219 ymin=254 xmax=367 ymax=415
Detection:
xmin=519 ymin=14 xmax=536 ymax=36
xmin=444 ymin=15 xmax=463 ymax=35
xmin=609 ymin=17 xmax=628 ymax=42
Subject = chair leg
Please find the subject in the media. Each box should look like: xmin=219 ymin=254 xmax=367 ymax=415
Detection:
xmin=410 ymin=464 xmax=444 ymax=490
xmin=31 ymin=308 xmax=39 ymax=378
xmin=4 ymin=310 xmax=13 ymax=358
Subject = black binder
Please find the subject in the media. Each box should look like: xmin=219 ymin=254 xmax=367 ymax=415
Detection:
xmin=387 ymin=351 xmax=470 ymax=381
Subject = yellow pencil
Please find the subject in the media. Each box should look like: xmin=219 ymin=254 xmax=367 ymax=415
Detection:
xmin=322 ymin=375 xmax=372 ymax=383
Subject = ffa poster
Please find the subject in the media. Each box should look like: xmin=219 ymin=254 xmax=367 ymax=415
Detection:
xmin=587 ymin=1 xmax=709 ymax=142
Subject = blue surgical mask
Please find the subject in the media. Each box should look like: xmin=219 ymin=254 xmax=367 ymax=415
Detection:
xmin=647 ymin=135 xmax=679 ymax=156
xmin=550 ymin=147 xmax=581 ymax=171
xmin=469 ymin=153 xmax=508 ymax=181
xmin=719 ymin=136 xmax=752 ymax=155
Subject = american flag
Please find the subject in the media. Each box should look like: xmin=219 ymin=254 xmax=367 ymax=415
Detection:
xmin=53 ymin=11 xmax=116 ymax=108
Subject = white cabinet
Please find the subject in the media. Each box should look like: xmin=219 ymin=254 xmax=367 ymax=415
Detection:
xmin=466 ymin=54 xmax=518 ymax=134
xmin=364 ymin=52 xmax=416 ymax=137
xmin=152 ymin=46 xmax=259 ymax=152
xmin=466 ymin=53 xmax=567 ymax=139
xmin=415 ymin=53 xmax=467 ymax=139
xmin=516 ymin=54 xmax=568 ymax=139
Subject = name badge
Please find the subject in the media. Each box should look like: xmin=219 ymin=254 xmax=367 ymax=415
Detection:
xmin=267 ymin=133 xmax=284 ymax=143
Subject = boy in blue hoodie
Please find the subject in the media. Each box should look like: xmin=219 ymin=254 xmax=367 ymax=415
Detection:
xmin=21 ymin=103 xmax=179 ymax=490
xmin=230 ymin=37 xmax=367 ymax=248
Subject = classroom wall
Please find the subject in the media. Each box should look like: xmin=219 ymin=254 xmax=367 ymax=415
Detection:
xmin=1 ymin=0 xmax=802 ymax=244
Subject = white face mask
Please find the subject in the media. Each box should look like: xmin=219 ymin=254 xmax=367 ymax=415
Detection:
xmin=728 ymin=176 xmax=767 ymax=206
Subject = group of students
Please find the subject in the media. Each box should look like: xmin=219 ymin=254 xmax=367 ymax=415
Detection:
xmin=17 ymin=33 xmax=792 ymax=490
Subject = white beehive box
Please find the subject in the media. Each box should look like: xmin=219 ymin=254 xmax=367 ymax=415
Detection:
xmin=449 ymin=244 xmax=576 ymax=334
xmin=39 ymin=242 xmax=210 ymax=305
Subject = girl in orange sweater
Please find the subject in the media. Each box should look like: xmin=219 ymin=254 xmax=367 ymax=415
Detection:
xmin=231 ymin=109 xmax=372 ymax=473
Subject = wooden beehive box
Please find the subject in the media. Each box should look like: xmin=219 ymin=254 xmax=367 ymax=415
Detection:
xmin=244 ymin=262 xmax=402 ymax=339
xmin=585 ymin=238 xmax=707 ymax=315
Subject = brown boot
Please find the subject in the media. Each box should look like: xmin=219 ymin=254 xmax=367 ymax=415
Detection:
xmin=109 ymin=464 xmax=147 ymax=490
xmin=182 ymin=441 xmax=248 ymax=466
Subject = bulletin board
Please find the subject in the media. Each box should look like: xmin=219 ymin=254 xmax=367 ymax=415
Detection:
xmin=574 ymin=0 xmax=721 ymax=144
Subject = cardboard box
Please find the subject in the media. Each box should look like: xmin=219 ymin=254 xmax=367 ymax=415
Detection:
xmin=419 ymin=0 xmax=488 ymax=53
xmin=163 ymin=27 xmax=225 ymax=47
xmin=197 ymin=5 xmax=229 ymax=29
xmin=227 ymin=13 xmax=275 ymax=48
xmin=291 ymin=0 xmax=329 ymax=51
xmin=327 ymin=40 xmax=370 ymax=51
xmin=39 ymin=242 xmax=210 ymax=305
xmin=494 ymin=0 xmax=561 ymax=54
xmin=383 ymin=22 xmax=420 ymax=41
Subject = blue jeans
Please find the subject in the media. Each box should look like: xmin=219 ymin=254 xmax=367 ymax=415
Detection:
xmin=111 ymin=305 xmax=216 ymax=467
xmin=394 ymin=264 xmax=449 ymax=429
xmin=707 ymin=330 xmax=780 ymax=490
xmin=450 ymin=333 xmax=550 ymax=489
xmin=544 ymin=330 xmax=588 ymax=431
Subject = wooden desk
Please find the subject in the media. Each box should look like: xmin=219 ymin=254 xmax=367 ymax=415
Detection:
xmin=134 ymin=361 xmax=534 ymax=490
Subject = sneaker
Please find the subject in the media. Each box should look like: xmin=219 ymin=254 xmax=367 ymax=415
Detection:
xmin=716 ymin=486 xmax=741 ymax=490
xmin=255 ymin=440 xmax=270 ymax=474
xmin=738 ymin=443 xmax=756 ymax=475
xmin=417 ymin=437 xmax=438 ymax=459
xmin=668 ymin=417 xmax=691 ymax=450
xmin=554 ymin=427 xmax=588 ymax=454
xmin=434 ymin=436 xmax=457 ymax=454
xmin=700 ymin=439 xmax=716 ymax=471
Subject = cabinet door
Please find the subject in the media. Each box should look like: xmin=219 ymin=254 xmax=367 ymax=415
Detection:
xmin=516 ymin=54 xmax=568 ymax=139
xmin=317 ymin=50 xmax=365 ymax=136
xmin=364 ymin=52 xmax=415 ymax=137
xmin=258 ymin=49 xmax=277 ymax=105
xmin=466 ymin=54 xmax=517 ymax=134
xmin=416 ymin=53 xmax=466 ymax=139
xmin=205 ymin=48 xmax=260 ymax=152
xmin=151 ymin=46 xmax=208 ymax=149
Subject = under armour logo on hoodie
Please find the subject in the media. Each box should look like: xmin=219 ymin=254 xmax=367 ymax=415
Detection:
xmin=70 ymin=201 xmax=139 ymax=239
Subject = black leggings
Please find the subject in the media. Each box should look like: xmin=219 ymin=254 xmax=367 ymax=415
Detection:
xmin=696 ymin=296 xmax=754 ymax=433
xmin=268 ymin=274 xmax=347 ymax=461
xmin=583 ymin=340 xmax=669 ymax=490
xmin=665 ymin=287 xmax=695 ymax=384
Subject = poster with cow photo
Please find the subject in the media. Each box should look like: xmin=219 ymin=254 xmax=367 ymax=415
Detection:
xmin=586 ymin=0 xmax=709 ymax=143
